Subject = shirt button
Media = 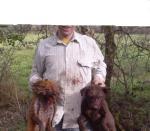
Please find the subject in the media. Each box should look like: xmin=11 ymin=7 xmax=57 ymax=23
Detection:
xmin=71 ymin=108 xmax=74 ymax=111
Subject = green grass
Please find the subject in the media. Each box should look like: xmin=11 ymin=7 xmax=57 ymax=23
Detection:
xmin=12 ymin=48 xmax=35 ymax=92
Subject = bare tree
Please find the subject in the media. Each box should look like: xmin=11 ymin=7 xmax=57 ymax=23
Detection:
xmin=103 ymin=26 xmax=116 ymax=88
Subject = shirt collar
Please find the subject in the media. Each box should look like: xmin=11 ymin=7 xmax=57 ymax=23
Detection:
xmin=54 ymin=31 xmax=80 ymax=45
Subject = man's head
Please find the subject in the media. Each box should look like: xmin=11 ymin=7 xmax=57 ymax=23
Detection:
xmin=58 ymin=26 xmax=75 ymax=38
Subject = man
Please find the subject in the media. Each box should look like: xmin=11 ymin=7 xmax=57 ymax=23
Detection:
xmin=29 ymin=26 xmax=116 ymax=131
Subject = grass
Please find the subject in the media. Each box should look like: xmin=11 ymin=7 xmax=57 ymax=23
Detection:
xmin=12 ymin=48 xmax=35 ymax=93
xmin=11 ymin=33 xmax=45 ymax=92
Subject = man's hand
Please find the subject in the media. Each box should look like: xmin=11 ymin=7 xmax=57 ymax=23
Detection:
xmin=92 ymin=75 xmax=106 ymax=87
xmin=29 ymin=75 xmax=42 ymax=86
xmin=102 ymin=111 xmax=116 ymax=131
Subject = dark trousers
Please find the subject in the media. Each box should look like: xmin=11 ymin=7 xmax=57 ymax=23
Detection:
xmin=55 ymin=118 xmax=92 ymax=131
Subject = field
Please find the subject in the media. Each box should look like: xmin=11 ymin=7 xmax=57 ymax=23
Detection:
xmin=0 ymin=33 xmax=150 ymax=130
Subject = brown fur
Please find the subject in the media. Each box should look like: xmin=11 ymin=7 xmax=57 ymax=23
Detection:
xmin=27 ymin=80 xmax=60 ymax=131
xmin=78 ymin=84 xmax=109 ymax=131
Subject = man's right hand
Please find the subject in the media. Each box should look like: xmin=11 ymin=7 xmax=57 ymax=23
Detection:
xmin=29 ymin=75 xmax=42 ymax=86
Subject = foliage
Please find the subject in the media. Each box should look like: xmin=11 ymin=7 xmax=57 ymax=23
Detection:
xmin=110 ymin=90 xmax=150 ymax=130
xmin=112 ymin=33 xmax=150 ymax=94
xmin=6 ymin=33 xmax=24 ymax=46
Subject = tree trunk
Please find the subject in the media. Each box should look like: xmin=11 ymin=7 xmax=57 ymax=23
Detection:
xmin=104 ymin=26 xmax=116 ymax=88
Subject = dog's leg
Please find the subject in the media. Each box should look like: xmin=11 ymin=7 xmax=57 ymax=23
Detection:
xmin=46 ymin=126 xmax=56 ymax=131
xmin=27 ymin=103 xmax=36 ymax=131
xmin=78 ymin=115 xmax=89 ymax=131
xmin=45 ymin=118 xmax=56 ymax=131
xmin=32 ymin=115 xmax=45 ymax=131
xmin=27 ymin=115 xmax=36 ymax=131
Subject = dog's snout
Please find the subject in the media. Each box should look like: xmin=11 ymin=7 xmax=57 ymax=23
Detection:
xmin=47 ymin=91 xmax=58 ymax=97
xmin=46 ymin=92 xmax=54 ymax=96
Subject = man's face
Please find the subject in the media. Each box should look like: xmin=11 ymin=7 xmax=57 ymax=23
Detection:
xmin=58 ymin=26 xmax=75 ymax=37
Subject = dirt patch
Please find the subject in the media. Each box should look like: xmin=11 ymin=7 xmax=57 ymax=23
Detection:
xmin=0 ymin=106 xmax=25 ymax=131
xmin=110 ymin=92 xmax=150 ymax=131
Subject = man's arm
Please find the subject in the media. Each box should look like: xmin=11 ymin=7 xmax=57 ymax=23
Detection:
xmin=92 ymin=40 xmax=107 ymax=86
xmin=29 ymin=43 xmax=45 ymax=88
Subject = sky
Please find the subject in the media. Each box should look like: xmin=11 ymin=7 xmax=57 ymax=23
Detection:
xmin=0 ymin=0 xmax=150 ymax=26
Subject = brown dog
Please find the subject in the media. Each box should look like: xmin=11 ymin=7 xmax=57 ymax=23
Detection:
xmin=78 ymin=83 xmax=109 ymax=131
xmin=27 ymin=80 xmax=60 ymax=131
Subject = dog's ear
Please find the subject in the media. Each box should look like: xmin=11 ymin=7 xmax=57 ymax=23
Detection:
xmin=80 ymin=87 xmax=88 ymax=96
xmin=101 ymin=86 xmax=110 ymax=94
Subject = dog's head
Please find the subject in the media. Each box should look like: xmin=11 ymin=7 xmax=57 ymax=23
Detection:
xmin=32 ymin=80 xmax=60 ymax=99
xmin=81 ymin=83 xmax=109 ymax=110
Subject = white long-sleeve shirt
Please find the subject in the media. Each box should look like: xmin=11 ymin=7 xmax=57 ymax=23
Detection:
xmin=29 ymin=32 xmax=106 ymax=129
